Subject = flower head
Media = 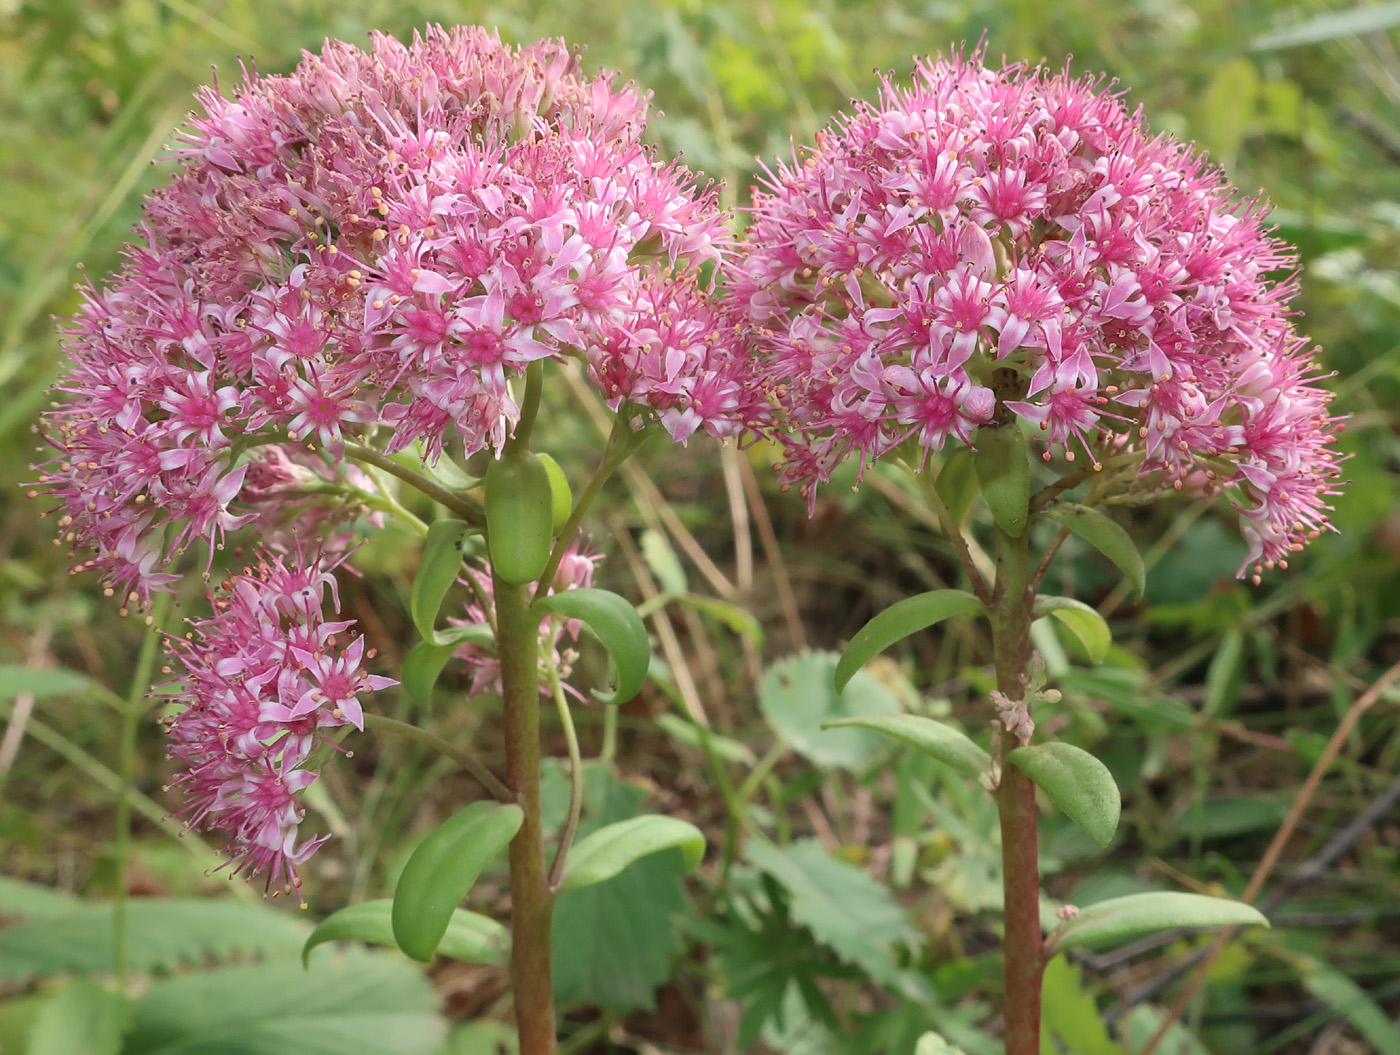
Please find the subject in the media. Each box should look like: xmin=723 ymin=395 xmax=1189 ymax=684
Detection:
xmin=738 ymin=50 xmax=1342 ymax=578
xmin=163 ymin=549 xmax=394 ymax=896
xmin=32 ymin=26 xmax=762 ymax=605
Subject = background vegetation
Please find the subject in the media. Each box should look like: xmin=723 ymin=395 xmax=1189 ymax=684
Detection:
xmin=1 ymin=1 xmax=1399 ymax=1053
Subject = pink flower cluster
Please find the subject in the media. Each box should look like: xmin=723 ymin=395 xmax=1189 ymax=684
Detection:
xmin=737 ymin=52 xmax=1342 ymax=577
xmin=33 ymin=26 xmax=763 ymax=606
xmin=452 ymin=545 xmax=600 ymax=699
xmin=163 ymin=550 xmax=394 ymax=896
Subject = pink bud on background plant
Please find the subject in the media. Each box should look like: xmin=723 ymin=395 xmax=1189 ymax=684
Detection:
xmin=737 ymin=48 xmax=1344 ymax=579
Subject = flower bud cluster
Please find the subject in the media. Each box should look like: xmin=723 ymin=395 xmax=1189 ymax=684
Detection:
xmin=737 ymin=51 xmax=1342 ymax=577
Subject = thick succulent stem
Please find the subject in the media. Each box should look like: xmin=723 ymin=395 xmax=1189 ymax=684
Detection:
xmin=990 ymin=524 xmax=1045 ymax=1055
xmin=495 ymin=573 xmax=556 ymax=1055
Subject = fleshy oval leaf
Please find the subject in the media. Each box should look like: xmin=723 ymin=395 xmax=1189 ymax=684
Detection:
xmin=1050 ymin=891 xmax=1269 ymax=950
xmin=973 ymin=422 xmax=1030 ymax=537
xmin=391 ymin=801 xmax=523 ymax=962
xmin=1008 ymin=742 xmax=1121 ymax=847
xmin=819 ymin=714 xmax=991 ymax=780
xmin=560 ymin=815 xmax=705 ymax=891
xmin=400 ymin=625 xmax=494 ymax=710
xmin=834 ymin=590 xmax=985 ymax=693
xmin=303 ymin=899 xmax=508 ymax=968
xmin=1034 ymin=595 xmax=1111 ymax=664
xmin=1043 ymin=503 xmax=1146 ymax=601
xmin=410 ymin=519 xmax=473 ymax=643
xmin=535 ymin=587 xmax=650 ymax=704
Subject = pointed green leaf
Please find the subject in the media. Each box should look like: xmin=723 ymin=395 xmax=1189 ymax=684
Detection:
xmin=534 ymin=587 xmax=650 ymax=704
xmin=820 ymin=714 xmax=990 ymax=780
xmin=1294 ymin=953 xmax=1400 ymax=1055
xmin=973 ymin=422 xmax=1030 ymax=537
xmin=0 ymin=667 xmax=107 ymax=702
xmin=303 ymin=900 xmax=508 ymax=969
xmin=1034 ymin=596 xmax=1111 ymax=664
xmin=410 ymin=519 xmax=473 ymax=643
xmin=1049 ymin=892 xmax=1269 ymax=950
xmin=1009 ymin=742 xmax=1121 ymax=847
xmin=400 ymin=625 xmax=494 ymax=709
xmin=560 ymin=815 xmax=705 ymax=891
xmin=392 ymin=801 xmax=523 ymax=962
xmin=1043 ymin=503 xmax=1146 ymax=600
xmin=834 ymin=590 xmax=984 ymax=693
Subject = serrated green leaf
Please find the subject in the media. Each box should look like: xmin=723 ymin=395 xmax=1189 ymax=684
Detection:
xmin=561 ymin=815 xmax=705 ymax=891
xmin=534 ymin=587 xmax=649 ymax=704
xmin=761 ymin=651 xmax=905 ymax=770
xmin=28 ymin=977 xmax=125 ymax=1055
xmin=820 ymin=714 xmax=990 ymax=780
xmin=0 ymin=876 xmax=78 ymax=919
xmin=1049 ymin=892 xmax=1269 ymax=950
xmin=1043 ymin=503 xmax=1146 ymax=600
xmin=1010 ymin=742 xmax=1120 ymax=847
xmin=1034 ymin=596 xmax=1111 ymax=664
xmin=745 ymin=839 xmax=922 ymax=996
xmin=552 ymin=766 xmax=687 ymax=1013
xmin=410 ymin=519 xmax=473 ymax=644
xmin=835 ymin=591 xmax=984 ymax=693
xmin=392 ymin=802 xmax=523 ymax=962
xmin=973 ymin=422 xmax=1030 ymax=537
xmin=124 ymin=948 xmax=442 ymax=1055
xmin=1040 ymin=956 xmax=1125 ymax=1055
xmin=639 ymin=528 xmax=686 ymax=596
xmin=399 ymin=624 xmax=493 ymax=709
xmin=0 ymin=900 xmax=307 ymax=983
xmin=303 ymin=900 xmax=508 ymax=969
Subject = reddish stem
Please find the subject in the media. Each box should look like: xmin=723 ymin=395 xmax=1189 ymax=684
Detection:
xmin=496 ymin=574 xmax=557 ymax=1055
xmin=990 ymin=523 xmax=1046 ymax=1055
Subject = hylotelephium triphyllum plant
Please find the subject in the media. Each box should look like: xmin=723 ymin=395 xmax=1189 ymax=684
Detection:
xmin=30 ymin=27 xmax=1341 ymax=1055
xmin=737 ymin=48 xmax=1342 ymax=1055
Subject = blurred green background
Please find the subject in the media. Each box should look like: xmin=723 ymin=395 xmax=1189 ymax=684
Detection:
xmin=2 ymin=2 xmax=1399 ymax=1053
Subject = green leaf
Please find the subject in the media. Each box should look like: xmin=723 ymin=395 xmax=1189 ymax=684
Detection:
xmin=973 ymin=422 xmax=1030 ymax=537
xmin=653 ymin=712 xmax=757 ymax=765
xmin=745 ymin=838 xmax=922 ymax=996
xmin=1049 ymin=892 xmax=1269 ymax=950
xmin=835 ymin=591 xmax=984 ymax=693
xmin=534 ymin=587 xmax=650 ymax=704
xmin=0 ymin=666 xmax=110 ymax=703
xmin=410 ymin=519 xmax=473 ymax=643
xmin=639 ymin=528 xmax=687 ymax=596
xmin=1122 ymin=1006 xmax=1210 ymax=1055
xmin=399 ymin=624 xmax=494 ymax=709
xmin=1295 ymin=955 xmax=1400 ymax=1055
xmin=914 ymin=1032 xmax=969 ymax=1055
xmin=561 ymin=815 xmax=705 ymax=891
xmin=1034 ymin=596 xmax=1111 ymax=664
xmin=28 ymin=977 xmax=125 ymax=1055
xmin=820 ymin=714 xmax=990 ymax=780
xmin=124 ymin=948 xmax=442 ymax=1055
xmin=761 ymin=651 xmax=906 ymax=770
xmin=1009 ymin=742 xmax=1121 ymax=847
xmin=392 ymin=801 xmax=523 ymax=962
xmin=1252 ymin=2 xmax=1400 ymax=51
xmin=1040 ymin=956 xmax=1125 ymax=1055
xmin=0 ymin=876 xmax=78 ymax=919
xmin=303 ymin=900 xmax=508 ymax=969
xmin=1203 ymin=627 xmax=1245 ymax=717
xmin=1043 ymin=503 xmax=1146 ymax=600
xmin=552 ymin=765 xmax=687 ymax=1013
xmin=0 ymin=900 xmax=308 ymax=983
xmin=680 ymin=594 xmax=764 ymax=647
xmin=935 ymin=447 xmax=979 ymax=525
